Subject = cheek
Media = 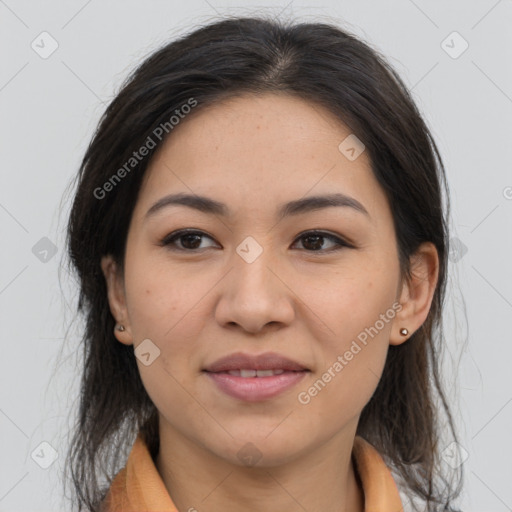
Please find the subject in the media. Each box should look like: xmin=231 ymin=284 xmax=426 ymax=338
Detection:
xmin=125 ymin=266 xmax=209 ymax=418
xmin=123 ymin=254 xmax=209 ymax=342
xmin=292 ymin=308 xmax=392 ymax=448
xmin=304 ymin=266 xmax=398 ymax=398
xmin=304 ymin=265 xmax=397 ymax=344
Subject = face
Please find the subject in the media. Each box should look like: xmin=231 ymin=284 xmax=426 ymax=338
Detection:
xmin=103 ymin=93 xmax=418 ymax=467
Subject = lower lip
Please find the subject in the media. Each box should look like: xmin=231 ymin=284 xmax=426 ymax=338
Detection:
xmin=204 ymin=371 xmax=308 ymax=402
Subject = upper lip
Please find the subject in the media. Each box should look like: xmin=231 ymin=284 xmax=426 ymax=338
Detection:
xmin=203 ymin=352 xmax=309 ymax=372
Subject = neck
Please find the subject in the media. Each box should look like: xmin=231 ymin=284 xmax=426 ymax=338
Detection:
xmin=155 ymin=421 xmax=365 ymax=512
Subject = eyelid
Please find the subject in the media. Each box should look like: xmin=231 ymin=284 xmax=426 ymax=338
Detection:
xmin=159 ymin=229 xmax=219 ymax=249
xmin=159 ymin=229 xmax=355 ymax=252
xmin=293 ymin=229 xmax=355 ymax=249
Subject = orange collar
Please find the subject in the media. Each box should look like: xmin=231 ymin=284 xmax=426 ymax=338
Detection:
xmin=101 ymin=433 xmax=403 ymax=511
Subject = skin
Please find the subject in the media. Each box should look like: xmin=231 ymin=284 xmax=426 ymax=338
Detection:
xmin=101 ymin=93 xmax=439 ymax=512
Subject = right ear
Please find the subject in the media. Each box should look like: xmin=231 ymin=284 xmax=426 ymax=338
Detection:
xmin=100 ymin=254 xmax=133 ymax=346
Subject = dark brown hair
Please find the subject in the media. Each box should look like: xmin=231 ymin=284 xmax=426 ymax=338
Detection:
xmin=62 ymin=15 xmax=464 ymax=512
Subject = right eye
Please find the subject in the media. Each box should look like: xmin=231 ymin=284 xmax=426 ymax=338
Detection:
xmin=159 ymin=229 xmax=219 ymax=251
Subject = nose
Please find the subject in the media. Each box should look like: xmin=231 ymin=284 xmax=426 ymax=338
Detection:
xmin=214 ymin=242 xmax=295 ymax=334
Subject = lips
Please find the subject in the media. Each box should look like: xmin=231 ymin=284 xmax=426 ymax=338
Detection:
xmin=203 ymin=352 xmax=310 ymax=401
xmin=202 ymin=351 xmax=309 ymax=373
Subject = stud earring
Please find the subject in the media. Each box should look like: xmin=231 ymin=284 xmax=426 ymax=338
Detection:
xmin=399 ymin=328 xmax=409 ymax=336
xmin=116 ymin=324 xmax=125 ymax=332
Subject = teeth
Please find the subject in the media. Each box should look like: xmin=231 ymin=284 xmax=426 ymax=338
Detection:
xmin=255 ymin=369 xmax=277 ymax=377
xmin=227 ymin=369 xmax=286 ymax=377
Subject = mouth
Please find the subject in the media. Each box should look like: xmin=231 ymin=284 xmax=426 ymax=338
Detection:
xmin=203 ymin=370 xmax=309 ymax=402
xmin=202 ymin=352 xmax=310 ymax=402
xmin=213 ymin=369 xmax=294 ymax=377
xmin=203 ymin=351 xmax=310 ymax=373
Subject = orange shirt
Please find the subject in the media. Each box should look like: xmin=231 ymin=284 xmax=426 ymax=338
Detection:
xmin=101 ymin=433 xmax=404 ymax=511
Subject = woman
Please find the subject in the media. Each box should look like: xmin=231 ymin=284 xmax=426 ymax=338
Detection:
xmin=63 ymin=15 xmax=464 ymax=512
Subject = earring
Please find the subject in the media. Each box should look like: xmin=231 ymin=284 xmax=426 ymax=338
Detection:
xmin=399 ymin=328 xmax=409 ymax=336
xmin=116 ymin=324 xmax=125 ymax=332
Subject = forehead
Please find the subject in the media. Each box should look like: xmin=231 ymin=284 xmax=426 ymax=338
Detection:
xmin=133 ymin=93 xmax=388 ymax=225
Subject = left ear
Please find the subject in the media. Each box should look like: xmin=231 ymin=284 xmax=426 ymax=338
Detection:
xmin=390 ymin=241 xmax=439 ymax=346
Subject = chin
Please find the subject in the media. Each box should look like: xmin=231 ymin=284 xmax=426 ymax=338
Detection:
xmin=209 ymin=429 xmax=309 ymax=468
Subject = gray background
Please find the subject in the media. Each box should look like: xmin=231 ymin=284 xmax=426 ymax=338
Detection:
xmin=1 ymin=1 xmax=511 ymax=511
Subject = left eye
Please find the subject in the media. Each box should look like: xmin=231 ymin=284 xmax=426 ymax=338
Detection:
xmin=292 ymin=231 xmax=352 ymax=252
xmin=160 ymin=229 xmax=352 ymax=252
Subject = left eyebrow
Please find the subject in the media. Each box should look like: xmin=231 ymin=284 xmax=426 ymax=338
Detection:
xmin=144 ymin=192 xmax=370 ymax=222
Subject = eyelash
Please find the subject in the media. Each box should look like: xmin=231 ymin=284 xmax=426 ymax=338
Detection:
xmin=159 ymin=229 xmax=354 ymax=253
